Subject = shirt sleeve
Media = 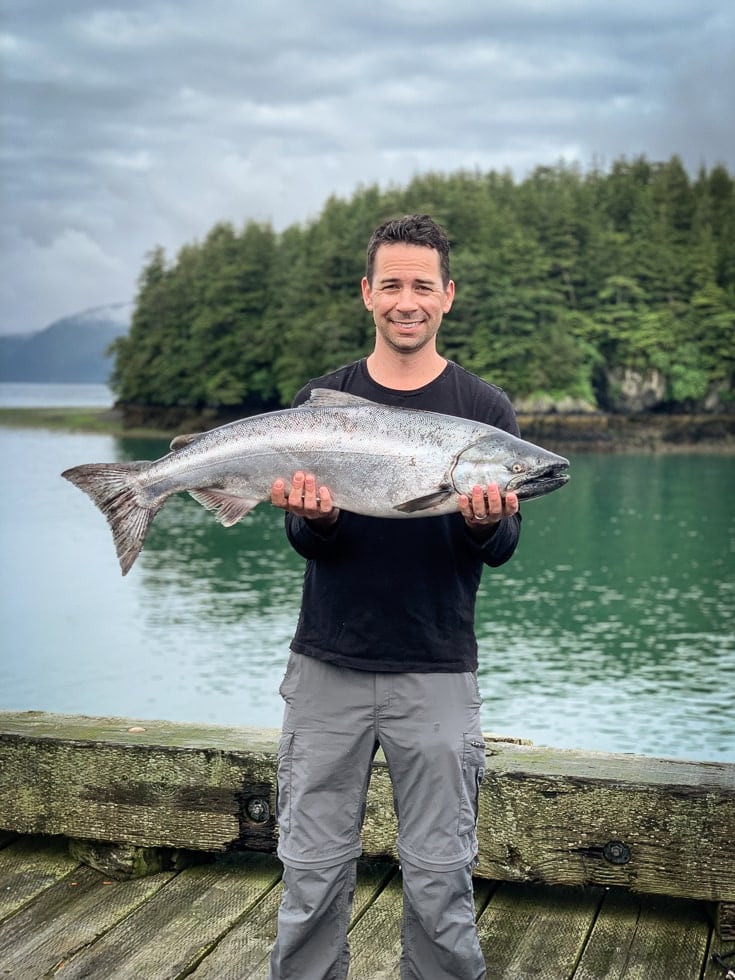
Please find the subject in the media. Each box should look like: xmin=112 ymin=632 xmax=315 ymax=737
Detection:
xmin=284 ymin=511 xmax=342 ymax=559
xmin=463 ymin=511 xmax=522 ymax=567
xmin=464 ymin=378 xmax=523 ymax=567
xmin=283 ymin=381 xmax=344 ymax=558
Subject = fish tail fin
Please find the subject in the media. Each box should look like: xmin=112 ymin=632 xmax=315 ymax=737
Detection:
xmin=61 ymin=461 xmax=161 ymax=575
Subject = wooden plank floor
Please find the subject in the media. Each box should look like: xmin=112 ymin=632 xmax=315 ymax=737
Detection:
xmin=0 ymin=834 xmax=733 ymax=979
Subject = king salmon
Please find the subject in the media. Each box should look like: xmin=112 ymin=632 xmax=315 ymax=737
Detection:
xmin=62 ymin=388 xmax=570 ymax=575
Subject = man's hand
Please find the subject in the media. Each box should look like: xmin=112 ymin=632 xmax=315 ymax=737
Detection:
xmin=458 ymin=483 xmax=519 ymax=535
xmin=270 ymin=471 xmax=340 ymax=527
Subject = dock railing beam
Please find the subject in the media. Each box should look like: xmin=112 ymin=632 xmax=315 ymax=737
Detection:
xmin=0 ymin=711 xmax=733 ymax=936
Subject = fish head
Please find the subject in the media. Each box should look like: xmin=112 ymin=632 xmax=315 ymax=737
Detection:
xmin=452 ymin=432 xmax=570 ymax=501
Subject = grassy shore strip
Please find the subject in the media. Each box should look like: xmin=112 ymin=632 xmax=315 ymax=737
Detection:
xmin=0 ymin=406 xmax=172 ymax=439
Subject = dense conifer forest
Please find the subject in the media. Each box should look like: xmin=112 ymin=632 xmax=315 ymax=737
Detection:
xmin=110 ymin=156 xmax=735 ymax=415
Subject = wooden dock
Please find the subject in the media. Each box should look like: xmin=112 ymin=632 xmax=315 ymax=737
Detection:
xmin=1 ymin=832 xmax=732 ymax=979
xmin=1 ymin=711 xmax=734 ymax=978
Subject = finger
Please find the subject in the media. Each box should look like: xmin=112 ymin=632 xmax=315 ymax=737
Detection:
xmin=484 ymin=483 xmax=503 ymax=520
xmin=302 ymin=474 xmax=319 ymax=511
xmin=503 ymin=491 xmax=519 ymax=516
xmin=288 ymin=471 xmax=305 ymax=508
xmin=318 ymin=486 xmax=334 ymax=514
xmin=270 ymin=478 xmax=288 ymax=508
xmin=471 ymin=484 xmax=487 ymax=518
xmin=457 ymin=493 xmax=471 ymax=518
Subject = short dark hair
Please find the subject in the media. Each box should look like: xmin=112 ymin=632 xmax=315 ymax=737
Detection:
xmin=366 ymin=214 xmax=451 ymax=287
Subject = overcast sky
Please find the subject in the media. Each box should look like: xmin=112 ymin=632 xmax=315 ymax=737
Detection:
xmin=2 ymin=0 xmax=733 ymax=336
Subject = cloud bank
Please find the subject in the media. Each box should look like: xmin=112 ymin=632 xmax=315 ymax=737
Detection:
xmin=2 ymin=0 xmax=733 ymax=334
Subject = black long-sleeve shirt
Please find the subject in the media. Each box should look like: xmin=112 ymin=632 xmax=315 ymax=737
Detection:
xmin=285 ymin=358 xmax=522 ymax=672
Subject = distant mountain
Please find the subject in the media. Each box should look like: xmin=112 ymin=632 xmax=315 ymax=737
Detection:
xmin=0 ymin=303 xmax=132 ymax=383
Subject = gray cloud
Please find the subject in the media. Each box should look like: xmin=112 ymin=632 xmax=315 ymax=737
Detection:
xmin=1 ymin=0 xmax=733 ymax=334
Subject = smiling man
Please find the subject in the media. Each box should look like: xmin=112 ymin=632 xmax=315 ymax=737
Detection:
xmin=268 ymin=214 xmax=522 ymax=979
xmin=362 ymin=238 xmax=455 ymax=358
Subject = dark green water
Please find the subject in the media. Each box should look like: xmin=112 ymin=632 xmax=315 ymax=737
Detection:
xmin=2 ymin=424 xmax=733 ymax=760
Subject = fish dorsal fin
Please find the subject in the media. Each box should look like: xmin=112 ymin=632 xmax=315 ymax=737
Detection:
xmin=170 ymin=432 xmax=203 ymax=452
xmin=188 ymin=488 xmax=259 ymax=527
xmin=306 ymin=388 xmax=376 ymax=408
xmin=393 ymin=487 xmax=454 ymax=514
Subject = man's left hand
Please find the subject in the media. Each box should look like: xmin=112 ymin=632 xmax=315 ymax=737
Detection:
xmin=458 ymin=483 xmax=519 ymax=534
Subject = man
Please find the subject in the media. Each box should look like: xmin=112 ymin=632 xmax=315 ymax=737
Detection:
xmin=268 ymin=214 xmax=521 ymax=979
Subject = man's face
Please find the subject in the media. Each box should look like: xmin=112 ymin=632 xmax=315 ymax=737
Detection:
xmin=361 ymin=243 xmax=455 ymax=355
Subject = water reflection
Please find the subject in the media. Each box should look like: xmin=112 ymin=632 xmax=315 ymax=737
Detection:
xmin=138 ymin=498 xmax=305 ymax=706
xmin=476 ymin=455 xmax=734 ymax=757
xmin=3 ymin=426 xmax=734 ymax=760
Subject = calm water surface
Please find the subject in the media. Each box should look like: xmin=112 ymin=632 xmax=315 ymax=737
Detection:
xmin=1 ymin=385 xmax=733 ymax=760
xmin=0 ymin=382 xmax=113 ymax=407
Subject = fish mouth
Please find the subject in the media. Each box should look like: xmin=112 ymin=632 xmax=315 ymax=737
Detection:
xmin=508 ymin=462 xmax=570 ymax=500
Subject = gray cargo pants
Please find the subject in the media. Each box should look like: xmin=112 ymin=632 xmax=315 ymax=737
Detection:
xmin=269 ymin=653 xmax=487 ymax=980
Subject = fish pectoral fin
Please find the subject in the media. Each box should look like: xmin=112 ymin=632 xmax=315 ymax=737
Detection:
xmin=170 ymin=432 xmax=203 ymax=451
xmin=393 ymin=488 xmax=455 ymax=514
xmin=189 ymin=488 xmax=259 ymax=527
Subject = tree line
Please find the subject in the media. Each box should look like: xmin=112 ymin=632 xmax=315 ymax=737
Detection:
xmin=110 ymin=156 xmax=735 ymax=415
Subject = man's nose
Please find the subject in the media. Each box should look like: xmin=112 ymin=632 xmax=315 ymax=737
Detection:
xmin=396 ymin=286 xmax=418 ymax=308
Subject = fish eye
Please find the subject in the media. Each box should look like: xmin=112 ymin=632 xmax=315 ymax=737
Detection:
xmin=509 ymin=461 xmax=525 ymax=474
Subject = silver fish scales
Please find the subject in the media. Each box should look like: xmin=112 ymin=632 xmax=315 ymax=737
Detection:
xmin=62 ymin=389 xmax=569 ymax=575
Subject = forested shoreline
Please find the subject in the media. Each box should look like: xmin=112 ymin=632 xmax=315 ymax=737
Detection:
xmin=110 ymin=156 xmax=735 ymax=421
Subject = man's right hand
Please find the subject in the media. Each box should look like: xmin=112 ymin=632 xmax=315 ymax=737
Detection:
xmin=270 ymin=471 xmax=340 ymax=527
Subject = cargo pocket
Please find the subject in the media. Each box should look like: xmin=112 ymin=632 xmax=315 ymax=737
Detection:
xmin=276 ymin=731 xmax=295 ymax=835
xmin=458 ymin=733 xmax=486 ymax=836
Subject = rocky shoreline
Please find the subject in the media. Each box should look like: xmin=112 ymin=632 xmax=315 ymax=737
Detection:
xmin=121 ymin=404 xmax=735 ymax=455
xmin=518 ymin=412 xmax=735 ymax=455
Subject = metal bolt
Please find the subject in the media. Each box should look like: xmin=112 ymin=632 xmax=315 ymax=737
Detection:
xmin=245 ymin=797 xmax=270 ymax=823
xmin=602 ymin=840 xmax=631 ymax=865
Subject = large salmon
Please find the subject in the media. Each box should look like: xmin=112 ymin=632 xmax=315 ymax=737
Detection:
xmin=62 ymin=389 xmax=569 ymax=575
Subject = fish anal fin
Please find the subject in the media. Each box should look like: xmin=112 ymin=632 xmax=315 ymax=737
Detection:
xmin=189 ymin=488 xmax=259 ymax=527
xmin=393 ymin=488 xmax=454 ymax=514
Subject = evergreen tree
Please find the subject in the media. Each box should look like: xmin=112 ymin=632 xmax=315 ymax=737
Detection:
xmin=110 ymin=157 xmax=735 ymax=416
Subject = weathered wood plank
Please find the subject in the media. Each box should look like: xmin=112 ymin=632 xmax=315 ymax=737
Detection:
xmin=0 ymin=831 xmax=725 ymax=980
xmin=0 ymin=863 xmax=175 ymax=978
xmin=0 ymin=835 xmax=80 ymax=921
xmin=574 ymin=888 xmax=711 ymax=980
xmin=477 ymin=881 xmax=603 ymax=978
xmin=187 ymin=872 xmax=283 ymax=980
xmin=188 ymin=859 xmax=396 ymax=979
xmin=477 ymin=742 xmax=735 ymax=902
xmin=1 ymin=711 xmax=733 ymax=905
xmin=346 ymin=870 xmax=494 ymax=978
xmin=56 ymin=853 xmax=281 ymax=979
xmin=0 ymin=712 xmax=279 ymax=853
